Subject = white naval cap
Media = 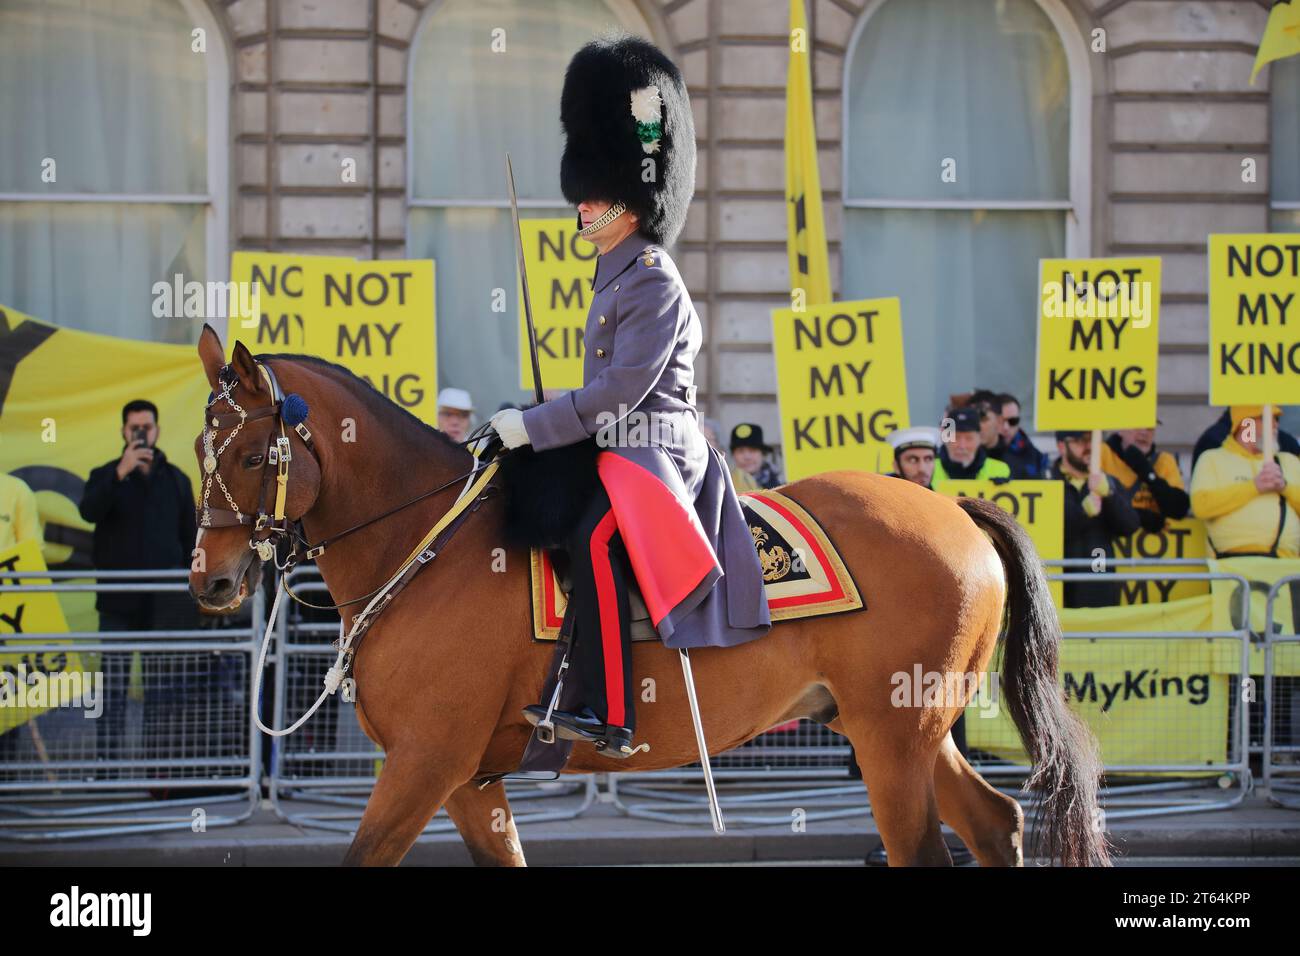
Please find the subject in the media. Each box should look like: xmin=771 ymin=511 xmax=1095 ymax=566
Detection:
xmin=887 ymin=426 xmax=941 ymax=454
xmin=436 ymin=387 xmax=474 ymax=412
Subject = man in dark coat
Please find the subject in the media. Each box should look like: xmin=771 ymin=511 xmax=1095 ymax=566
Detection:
xmin=79 ymin=399 xmax=199 ymax=768
xmin=1052 ymin=430 xmax=1142 ymax=608
xmin=490 ymin=34 xmax=771 ymax=757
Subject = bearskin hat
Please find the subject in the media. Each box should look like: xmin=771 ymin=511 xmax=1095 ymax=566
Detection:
xmin=559 ymin=32 xmax=696 ymax=247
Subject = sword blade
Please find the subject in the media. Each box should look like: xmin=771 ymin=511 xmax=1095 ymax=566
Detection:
xmin=679 ymin=648 xmax=726 ymax=834
xmin=507 ymin=154 xmax=546 ymax=405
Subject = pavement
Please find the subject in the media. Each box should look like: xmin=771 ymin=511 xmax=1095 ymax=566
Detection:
xmin=2 ymin=778 xmax=1299 ymax=866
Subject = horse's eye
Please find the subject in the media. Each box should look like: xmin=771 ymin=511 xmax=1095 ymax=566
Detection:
xmin=245 ymin=454 xmax=264 ymax=468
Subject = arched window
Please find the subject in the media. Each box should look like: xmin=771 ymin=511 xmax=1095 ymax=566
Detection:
xmin=842 ymin=0 xmax=1088 ymax=426
xmin=407 ymin=0 xmax=656 ymax=414
xmin=0 ymin=0 xmax=229 ymax=343
xmin=1273 ymin=56 xmax=1299 ymax=232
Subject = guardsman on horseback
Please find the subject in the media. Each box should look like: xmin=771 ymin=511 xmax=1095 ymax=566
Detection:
xmin=487 ymin=33 xmax=772 ymax=758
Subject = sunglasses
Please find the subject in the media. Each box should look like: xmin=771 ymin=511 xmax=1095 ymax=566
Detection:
xmin=1004 ymin=416 xmax=1020 ymax=427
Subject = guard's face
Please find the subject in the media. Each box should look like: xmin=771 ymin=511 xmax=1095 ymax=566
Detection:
xmin=999 ymin=402 xmax=1020 ymax=442
xmin=577 ymin=199 xmax=637 ymax=245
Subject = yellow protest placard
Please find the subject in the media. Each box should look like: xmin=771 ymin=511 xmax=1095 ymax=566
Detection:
xmin=229 ymin=252 xmax=351 ymax=353
xmin=1208 ymin=234 xmax=1300 ymax=404
xmin=228 ymin=254 xmax=438 ymax=424
xmin=0 ymin=540 xmax=90 ymax=736
xmin=935 ymin=480 xmax=1064 ymax=607
xmin=309 ymin=259 xmax=437 ymax=422
xmin=1035 ymin=257 xmax=1161 ymax=431
xmin=1113 ymin=517 xmax=1209 ymax=605
xmin=771 ymin=298 xmax=909 ymax=481
xmin=518 ymin=218 xmax=597 ymax=392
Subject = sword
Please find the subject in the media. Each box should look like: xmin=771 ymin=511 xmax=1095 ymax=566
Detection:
xmin=507 ymin=154 xmax=546 ymax=405
xmin=679 ymin=648 xmax=726 ymax=833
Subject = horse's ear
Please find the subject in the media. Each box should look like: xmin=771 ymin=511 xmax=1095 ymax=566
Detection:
xmin=198 ymin=323 xmax=225 ymax=392
xmin=231 ymin=340 xmax=262 ymax=393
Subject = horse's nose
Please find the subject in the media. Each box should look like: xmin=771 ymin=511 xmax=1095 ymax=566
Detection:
xmin=201 ymin=576 xmax=236 ymax=602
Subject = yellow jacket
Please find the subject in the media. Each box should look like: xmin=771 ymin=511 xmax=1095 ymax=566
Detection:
xmin=1189 ymin=437 xmax=1300 ymax=557
xmin=0 ymin=473 xmax=42 ymax=553
xmin=730 ymin=463 xmax=761 ymax=493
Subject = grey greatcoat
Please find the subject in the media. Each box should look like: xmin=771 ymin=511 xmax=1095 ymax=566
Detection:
xmin=520 ymin=228 xmax=772 ymax=648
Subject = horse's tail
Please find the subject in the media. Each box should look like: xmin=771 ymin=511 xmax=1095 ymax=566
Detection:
xmin=956 ymin=496 xmax=1111 ymax=867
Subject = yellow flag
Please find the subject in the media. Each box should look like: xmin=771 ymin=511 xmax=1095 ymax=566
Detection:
xmin=785 ymin=0 xmax=831 ymax=306
xmin=1251 ymin=0 xmax=1300 ymax=84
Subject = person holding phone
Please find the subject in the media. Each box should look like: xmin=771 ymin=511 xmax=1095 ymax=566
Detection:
xmin=79 ymin=399 xmax=200 ymax=782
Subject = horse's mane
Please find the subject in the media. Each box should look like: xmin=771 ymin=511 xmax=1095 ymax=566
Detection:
xmin=258 ymin=352 xmax=470 ymax=459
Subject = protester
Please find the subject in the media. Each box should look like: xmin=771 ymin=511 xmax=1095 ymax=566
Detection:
xmin=1104 ymin=426 xmax=1189 ymax=533
xmin=436 ymin=387 xmax=475 ymax=442
xmin=967 ymin=389 xmax=1007 ymax=458
xmin=729 ymin=423 xmax=783 ymax=491
xmin=1190 ymin=405 xmax=1300 ymax=558
xmin=78 ymin=399 xmax=200 ymax=775
xmin=0 ymin=472 xmax=41 ymax=552
xmin=996 ymin=393 xmax=1050 ymax=479
xmin=934 ymin=407 xmax=1011 ymax=481
xmin=1052 ymin=430 xmax=1142 ymax=607
xmin=887 ymin=426 xmax=940 ymax=488
xmin=1192 ymin=408 xmax=1300 ymax=471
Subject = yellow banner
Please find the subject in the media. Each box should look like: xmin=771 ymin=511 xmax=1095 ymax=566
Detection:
xmin=1035 ymin=257 xmax=1161 ymax=431
xmin=0 ymin=305 xmax=206 ymax=632
xmin=0 ymin=540 xmax=90 ymax=736
xmin=935 ymin=480 xmax=1064 ymax=607
xmin=966 ymin=629 xmax=1230 ymax=770
xmin=1208 ymin=234 xmax=1300 ymax=405
xmin=784 ymin=0 xmax=831 ymax=306
xmin=230 ymin=253 xmax=438 ymax=422
xmin=1113 ymin=518 xmax=1210 ymax=605
xmin=518 ymin=218 xmax=597 ymax=392
xmin=771 ymin=298 xmax=909 ymax=481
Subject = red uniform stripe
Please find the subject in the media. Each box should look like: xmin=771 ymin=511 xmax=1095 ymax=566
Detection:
xmin=589 ymin=508 xmax=625 ymax=727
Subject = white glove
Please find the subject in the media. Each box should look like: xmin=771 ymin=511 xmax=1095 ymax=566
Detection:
xmin=489 ymin=407 xmax=531 ymax=449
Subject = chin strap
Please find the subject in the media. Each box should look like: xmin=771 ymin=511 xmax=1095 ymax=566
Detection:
xmin=577 ymin=201 xmax=627 ymax=237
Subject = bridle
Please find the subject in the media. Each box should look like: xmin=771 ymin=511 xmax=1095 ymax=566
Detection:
xmin=199 ymin=357 xmax=505 ymax=612
xmin=200 ymin=361 xmax=314 ymax=564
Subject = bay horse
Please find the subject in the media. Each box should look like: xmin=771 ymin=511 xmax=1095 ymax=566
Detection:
xmin=188 ymin=326 xmax=1108 ymax=866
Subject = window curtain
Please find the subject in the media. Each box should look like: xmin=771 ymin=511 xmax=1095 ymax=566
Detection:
xmin=1273 ymin=56 xmax=1299 ymax=232
xmin=408 ymin=0 xmax=639 ymax=418
xmin=842 ymin=0 xmax=1070 ymax=427
xmin=0 ymin=0 xmax=207 ymax=343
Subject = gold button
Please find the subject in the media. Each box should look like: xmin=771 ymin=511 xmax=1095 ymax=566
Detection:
xmin=599 ymin=315 xmax=607 ymax=325
xmin=596 ymin=348 xmax=606 ymax=357
xmin=644 ymin=257 xmax=654 ymax=266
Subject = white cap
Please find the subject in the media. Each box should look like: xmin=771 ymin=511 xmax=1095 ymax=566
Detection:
xmin=887 ymin=426 xmax=941 ymax=454
xmin=437 ymin=387 xmax=474 ymax=412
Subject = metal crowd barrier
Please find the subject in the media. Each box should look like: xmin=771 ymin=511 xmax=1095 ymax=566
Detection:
xmin=0 ymin=569 xmax=261 ymax=840
xmin=265 ymin=566 xmax=595 ymax=835
xmin=1264 ymin=576 xmax=1300 ymax=809
xmin=609 ymin=559 xmax=1258 ymax=828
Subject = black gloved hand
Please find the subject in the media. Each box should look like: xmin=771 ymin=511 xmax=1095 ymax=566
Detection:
xmin=1120 ymin=443 xmax=1153 ymax=482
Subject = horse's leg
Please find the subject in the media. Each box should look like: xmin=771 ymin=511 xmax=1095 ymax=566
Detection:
xmin=933 ymin=732 xmax=1025 ymax=867
xmin=342 ymin=751 xmax=462 ymax=866
xmin=442 ymin=779 xmax=527 ymax=867
xmin=849 ymin=729 xmax=951 ymax=866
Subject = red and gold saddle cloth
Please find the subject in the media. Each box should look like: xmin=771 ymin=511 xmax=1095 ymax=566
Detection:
xmin=529 ymin=488 xmax=863 ymax=641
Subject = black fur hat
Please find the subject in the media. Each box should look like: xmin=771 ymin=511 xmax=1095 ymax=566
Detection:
xmin=560 ymin=32 xmax=696 ymax=247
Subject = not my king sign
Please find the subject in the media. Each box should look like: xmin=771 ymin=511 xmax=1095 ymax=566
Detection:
xmin=1035 ymin=257 xmax=1162 ymax=431
xmin=772 ymin=298 xmax=910 ymax=481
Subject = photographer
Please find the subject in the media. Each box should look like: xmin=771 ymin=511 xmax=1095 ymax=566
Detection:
xmin=79 ymin=399 xmax=199 ymax=777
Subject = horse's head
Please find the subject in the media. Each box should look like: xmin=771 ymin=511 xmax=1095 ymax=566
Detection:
xmin=189 ymin=324 xmax=323 ymax=612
